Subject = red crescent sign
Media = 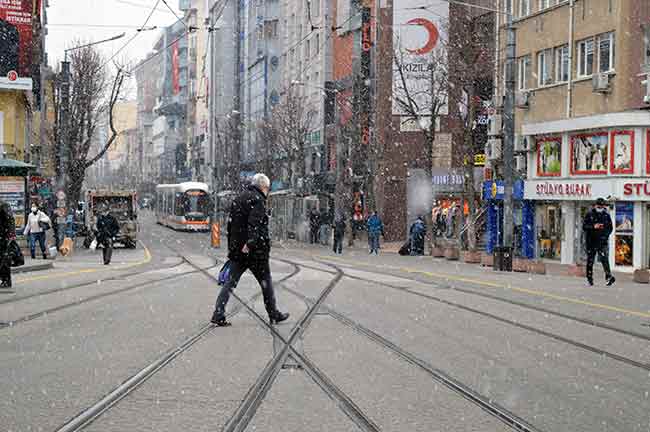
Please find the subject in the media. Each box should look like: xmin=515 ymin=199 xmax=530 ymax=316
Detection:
xmin=7 ymin=71 xmax=18 ymax=81
xmin=405 ymin=18 xmax=439 ymax=55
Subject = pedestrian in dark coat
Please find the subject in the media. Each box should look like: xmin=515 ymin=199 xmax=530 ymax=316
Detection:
xmin=583 ymin=198 xmax=615 ymax=286
xmin=309 ymin=208 xmax=321 ymax=244
xmin=211 ymin=173 xmax=289 ymax=327
xmin=0 ymin=200 xmax=15 ymax=287
xmin=366 ymin=211 xmax=384 ymax=255
xmin=409 ymin=216 xmax=426 ymax=256
xmin=332 ymin=211 xmax=346 ymax=254
xmin=96 ymin=207 xmax=120 ymax=265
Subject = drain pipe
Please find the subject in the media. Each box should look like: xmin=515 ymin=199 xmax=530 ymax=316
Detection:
xmin=566 ymin=0 xmax=575 ymax=118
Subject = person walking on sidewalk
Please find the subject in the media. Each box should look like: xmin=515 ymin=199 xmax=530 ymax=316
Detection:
xmin=583 ymin=198 xmax=615 ymax=286
xmin=0 ymin=200 xmax=15 ymax=287
xmin=96 ymin=206 xmax=120 ymax=265
xmin=366 ymin=211 xmax=384 ymax=255
xmin=210 ymin=173 xmax=289 ymax=327
xmin=23 ymin=204 xmax=51 ymax=260
xmin=309 ymin=208 xmax=321 ymax=244
xmin=332 ymin=211 xmax=346 ymax=254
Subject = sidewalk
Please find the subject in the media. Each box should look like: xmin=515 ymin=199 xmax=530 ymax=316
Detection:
xmin=14 ymin=258 xmax=54 ymax=274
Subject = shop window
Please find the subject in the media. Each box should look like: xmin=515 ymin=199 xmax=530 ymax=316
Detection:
xmin=536 ymin=136 xmax=562 ymax=177
xmin=610 ymin=130 xmax=634 ymax=174
xmin=577 ymin=38 xmax=595 ymax=77
xmin=570 ymin=132 xmax=608 ymax=175
xmin=537 ymin=204 xmax=562 ymax=260
xmin=614 ymin=202 xmax=634 ymax=266
xmin=598 ymin=32 xmax=615 ymax=73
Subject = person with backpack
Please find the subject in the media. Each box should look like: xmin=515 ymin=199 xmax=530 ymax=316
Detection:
xmin=409 ymin=216 xmax=426 ymax=256
xmin=23 ymin=203 xmax=51 ymax=260
xmin=366 ymin=211 xmax=384 ymax=255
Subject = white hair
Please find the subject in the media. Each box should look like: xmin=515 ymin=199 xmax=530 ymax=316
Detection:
xmin=252 ymin=173 xmax=271 ymax=189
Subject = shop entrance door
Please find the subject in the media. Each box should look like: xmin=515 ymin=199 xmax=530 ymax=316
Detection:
xmin=537 ymin=203 xmax=562 ymax=260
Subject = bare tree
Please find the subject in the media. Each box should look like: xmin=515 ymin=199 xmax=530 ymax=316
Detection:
xmin=53 ymin=42 xmax=126 ymax=204
xmin=260 ymin=86 xmax=316 ymax=190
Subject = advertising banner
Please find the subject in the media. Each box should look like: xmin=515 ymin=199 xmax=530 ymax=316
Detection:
xmin=0 ymin=0 xmax=37 ymax=78
xmin=392 ymin=0 xmax=448 ymax=116
xmin=0 ymin=175 xmax=25 ymax=228
xmin=171 ymin=40 xmax=180 ymax=95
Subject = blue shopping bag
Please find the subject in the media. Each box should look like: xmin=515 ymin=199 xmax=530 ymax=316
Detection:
xmin=217 ymin=260 xmax=232 ymax=286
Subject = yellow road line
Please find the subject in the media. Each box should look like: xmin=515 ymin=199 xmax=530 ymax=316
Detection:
xmin=316 ymin=254 xmax=650 ymax=320
xmin=15 ymin=244 xmax=153 ymax=284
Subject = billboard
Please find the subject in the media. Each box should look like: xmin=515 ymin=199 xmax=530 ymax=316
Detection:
xmin=0 ymin=176 xmax=26 ymax=228
xmin=392 ymin=0 xmax=448 ymax=116
xmin=0 ymin=0 xmax=37 ymax=78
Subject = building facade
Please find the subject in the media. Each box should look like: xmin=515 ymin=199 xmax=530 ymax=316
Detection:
xmin=492 ymin=0 xmax=650 ymax=271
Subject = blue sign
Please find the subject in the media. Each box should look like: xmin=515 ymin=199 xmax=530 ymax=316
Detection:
xmin=482 ymin=180 xmax=524 ymax=201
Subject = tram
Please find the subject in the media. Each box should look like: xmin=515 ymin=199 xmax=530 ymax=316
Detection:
xmin=155 ymin=182 xmax=211 ymax=231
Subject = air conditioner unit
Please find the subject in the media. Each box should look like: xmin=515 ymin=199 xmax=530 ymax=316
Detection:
xmin=515 ymin=155 xmax=527 ymax=173
xmin=515 ymin=91 xmax=530 ymax=109
xmin=488 ymin=114 xmax=502 ymax=136
xmin=592 ymin=73 xmax=611 ymax=93
xmin=486 ymin=138 xmax=502 ymax=160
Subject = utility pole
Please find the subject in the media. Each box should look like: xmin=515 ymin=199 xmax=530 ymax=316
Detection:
xmin=502 ymin=17 xmax=516 ymax=255
xmin=58 ymin=59 xmax=70 ymax=193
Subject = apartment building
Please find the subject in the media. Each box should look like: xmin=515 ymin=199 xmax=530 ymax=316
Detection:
xmin=492 ymin=0 xmax=650 ymax=271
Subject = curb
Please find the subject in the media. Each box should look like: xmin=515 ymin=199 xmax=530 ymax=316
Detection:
xmin=13 ymin=262 xmax=54 ymax=274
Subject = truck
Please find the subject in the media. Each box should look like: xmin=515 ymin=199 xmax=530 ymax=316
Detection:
xmin=83 ymin=190 xmax=138 ymax=249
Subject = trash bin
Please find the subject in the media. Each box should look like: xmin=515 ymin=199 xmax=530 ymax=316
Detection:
xmin=493 ymin=246 xmax=513 ymax=272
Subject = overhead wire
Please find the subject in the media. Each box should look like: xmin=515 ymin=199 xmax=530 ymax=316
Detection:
xmin=100 ymin=0 xmax=162 ymax=70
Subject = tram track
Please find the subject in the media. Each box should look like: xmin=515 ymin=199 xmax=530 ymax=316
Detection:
xmin=0 ymin=264 xmax=217 ymax=329
xmin=319 ymin=257 xmax=650 ymax=342
xmin=276 ymin=259 xmax=544 ymax=432
xmin=279 ymin=258 xmax=650 ymax=372
xmin=53 ymin=251 xmax=301 ymax=432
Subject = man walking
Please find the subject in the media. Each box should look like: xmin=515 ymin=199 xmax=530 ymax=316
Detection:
xmin=309 ymin=208 xmax=321 ymax=244
xmin=23 ymin=204 xmax=50 ymax=260
xmin=96 ymin=206 xmax=120 ymax=265
xmin=0 ymin=200 xmax=15 ymax=288
xmin=583 ymin=198 xmax=615 ymax=286
xmin=366 ymin=211 xmax=384 ymax=255
xmin=332 ymin=211 xmax=346 ymax=254
xmin=409 ymin=216 xmax=426 ymax=256
xmin=211 ymin=173 xmax=289 ymax=327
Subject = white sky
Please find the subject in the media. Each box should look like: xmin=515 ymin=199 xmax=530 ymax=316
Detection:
xmin=46 ymin=0 xmax=182 ymax=69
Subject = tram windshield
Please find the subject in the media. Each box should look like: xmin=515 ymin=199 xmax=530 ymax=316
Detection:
xmin=182 ymin=190 xmax=210 ymax=217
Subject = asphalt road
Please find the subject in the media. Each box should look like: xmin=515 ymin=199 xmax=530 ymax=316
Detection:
xmin=1 ymin=212 xmax=648 ymax=432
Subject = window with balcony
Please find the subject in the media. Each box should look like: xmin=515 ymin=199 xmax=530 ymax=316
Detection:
xmin=555 ymin=44 xmax=569 ymax=82
xmin=518 ymin=55 xmax=531 ymax=90
xmin=537 ymin=49 xmax=553 ymax=86
xmin=598 ymin=32 xmax=615 ymax=73
xmin=577 ymin=38 xmax=595 ymax=77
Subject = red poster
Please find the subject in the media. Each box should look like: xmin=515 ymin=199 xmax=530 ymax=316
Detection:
xmin=171 ymin=40 xmax=180 ymax=95
xmin=0 ymin=0 xmax=37 ymax=77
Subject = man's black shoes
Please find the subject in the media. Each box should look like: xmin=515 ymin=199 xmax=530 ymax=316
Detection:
xmin=269 ymin=311 xmax=290 ymax=325
xmin=606 ymin=276 xmax=616 ymax=286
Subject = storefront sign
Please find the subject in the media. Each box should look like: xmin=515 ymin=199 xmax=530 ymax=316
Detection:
xmin=482 ymin=180 xmax=524 ymax=201
xmin=432 ymin=168 xmax=483 ymax=194
xmin=474 ymin=154 xmax=486 ymax=166
xmin=0 ymin=176 xmax=25 ymax=228
xmin=622 ymin=182 xmax=650 ymax=197
xmin=524 ymin=179 xmax=611 ymax=201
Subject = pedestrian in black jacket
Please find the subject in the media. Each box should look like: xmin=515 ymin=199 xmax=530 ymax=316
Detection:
xmin=583 ymin=198 xmax=615 ymax=286
xmin=96 ymin=207 xmax=120 ymax=265
xmin=0 ymin=200 xmax=15 ymax=288
xmin=211 ymin=173 xmax=289 ymax=327
xmin=332 ymin=211 xmax=346 ymax=254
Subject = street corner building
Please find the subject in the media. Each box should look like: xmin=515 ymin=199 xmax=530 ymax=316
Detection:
xmin=487 ymin=0 xmax=650 ymax=273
